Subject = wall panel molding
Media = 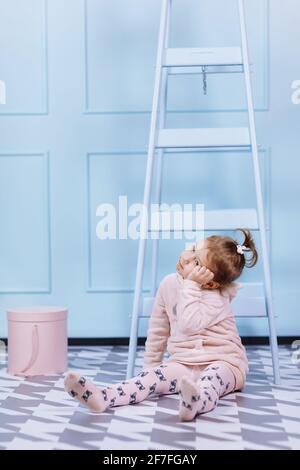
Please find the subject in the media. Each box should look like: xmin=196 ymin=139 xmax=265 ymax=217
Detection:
xmin=0 ymin=0 xmax=49 ymax=116
xmin=83 ymin=0 xmax=269 ymax=114
xmin=85 ymin=147 xmax=270 ymax=293
xmin=0 ymin=152 xmax=51 ymax=293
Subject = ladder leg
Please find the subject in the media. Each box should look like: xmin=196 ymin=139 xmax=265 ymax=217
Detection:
xmin=127 ymin=236 xmax=147 ymax=379
xmin=238 ymin=0 xmax=280 ymax=384
xmin=151 ymin=72 xmax=169 ymax=295
xmin=151 ymin=4 xmax=171 ymax=297
xmin=126 ymin=0 xmax=170 ymax=379
xmin=150 ymin=150 xmax=163 ymax=297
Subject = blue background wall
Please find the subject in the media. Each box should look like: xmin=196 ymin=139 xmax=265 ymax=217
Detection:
xmin=0 ymin=0 xmax=299 ymax=338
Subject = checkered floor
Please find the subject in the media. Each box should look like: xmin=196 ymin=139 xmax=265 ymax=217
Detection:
xmin=0 ymin=345 xmax=299 ymax=450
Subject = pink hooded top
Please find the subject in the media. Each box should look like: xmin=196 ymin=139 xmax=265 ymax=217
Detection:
xmin=143 ymin=272 xmax=249 ymax=391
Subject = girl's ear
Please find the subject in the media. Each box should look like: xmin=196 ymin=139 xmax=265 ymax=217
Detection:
xmin=204 ymin=281 xmax=220 ymax=290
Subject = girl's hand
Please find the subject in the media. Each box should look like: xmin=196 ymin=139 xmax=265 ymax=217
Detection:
xmin=186 ymin=265 xmax=214 ymax=285
xmin=176 ymin=261 xmax=184 ymax=278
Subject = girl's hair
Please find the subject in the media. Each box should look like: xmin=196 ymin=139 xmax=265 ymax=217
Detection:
xmin=204 ymin=228 xmax=258 ymax=288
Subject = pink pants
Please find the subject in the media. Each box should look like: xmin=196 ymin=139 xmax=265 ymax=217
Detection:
xmin=104 ymin=361 xmax=236 ymax=412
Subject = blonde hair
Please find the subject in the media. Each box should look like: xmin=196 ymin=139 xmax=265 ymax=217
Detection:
xmin=204 ymin=228 xmax=258 ymax=288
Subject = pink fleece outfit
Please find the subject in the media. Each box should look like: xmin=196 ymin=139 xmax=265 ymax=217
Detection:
xmin=143 ymin=272 xmax=248 ymax=391
xmin=64 ymin=272 xmax=248 ymax=420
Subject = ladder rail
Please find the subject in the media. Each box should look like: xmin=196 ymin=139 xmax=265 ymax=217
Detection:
xmin=238 ymin=0 xmax=280 ymax=384
xmin=126 ymin=0 xmax=170 ymax=379
xmin=150 ymin=82 xmax=167 ymax=297
xmin=151 ymin=5 xmax=171 ymax=298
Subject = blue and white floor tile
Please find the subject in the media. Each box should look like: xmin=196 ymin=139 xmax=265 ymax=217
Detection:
xmin=0 ymin=345 xmax=299 ymax=450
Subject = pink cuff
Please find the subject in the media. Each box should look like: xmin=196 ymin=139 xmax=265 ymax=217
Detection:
xmin=182 ymin=279 xmax=203 ymax=290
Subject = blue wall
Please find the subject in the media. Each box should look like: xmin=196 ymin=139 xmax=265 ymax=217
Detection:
xmin=0 ymin=0 xmax=299 ymax=338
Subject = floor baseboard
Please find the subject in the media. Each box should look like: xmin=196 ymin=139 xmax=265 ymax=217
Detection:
xmin=1 ymin=336 xmax=298 ymax=347
xmin=67 ymin=336 xmax=297 ymax=346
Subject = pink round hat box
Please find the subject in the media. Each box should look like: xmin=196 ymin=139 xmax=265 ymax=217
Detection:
xmin=7 ymin=306 xmax=68 ymax=377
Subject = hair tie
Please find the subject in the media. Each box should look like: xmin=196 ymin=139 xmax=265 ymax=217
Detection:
xmin=236 ymin=244 xmax=251 ymax=255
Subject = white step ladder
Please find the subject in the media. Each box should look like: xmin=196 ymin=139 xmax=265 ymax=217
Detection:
xmin=126 ymin=0 xmax=280 ymax=384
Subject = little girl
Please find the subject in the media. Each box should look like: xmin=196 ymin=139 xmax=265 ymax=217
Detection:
xmin=64 ymin=228 xmax=257 ymax=421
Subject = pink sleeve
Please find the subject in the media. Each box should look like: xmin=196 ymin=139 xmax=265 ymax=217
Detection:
xmin=176 ymin=279 xmax=225 ymax=335
xmin=143 ymin=280 xmax=170 ymax=369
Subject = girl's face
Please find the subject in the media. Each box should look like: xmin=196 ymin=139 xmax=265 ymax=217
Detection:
xmin=176 ymin=239 xmax=207 ymax=279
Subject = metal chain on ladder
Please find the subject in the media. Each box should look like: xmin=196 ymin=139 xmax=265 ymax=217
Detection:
xmin=202 ymin=65 xmax=207 ymax=95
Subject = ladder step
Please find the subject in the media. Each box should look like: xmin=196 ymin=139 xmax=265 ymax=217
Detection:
xmin=141 ymin=283 xmax=267 ymax=318
xmin=205 ymin=209 xmax=259 ymax=231
xmin=148 ymin=208 xmax=259 ymax=232
xmin=163 ymin=47 xmax=243 ymax=67
xmin=157 ymin=128 xmax=251 ymax=149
